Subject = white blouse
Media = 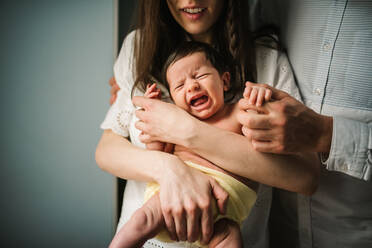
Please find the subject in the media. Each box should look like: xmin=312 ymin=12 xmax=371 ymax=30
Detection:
xmin=100 ymin=31 xmax=301 ymax=248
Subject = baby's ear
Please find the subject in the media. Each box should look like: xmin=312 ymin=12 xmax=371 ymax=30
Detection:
xmin=222 ymin=72 xmax=231 ymax=91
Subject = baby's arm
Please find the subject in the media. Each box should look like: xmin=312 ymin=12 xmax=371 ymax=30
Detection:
xmin=143 ymin=84 xmax=173 ymax=152
xmin=243 ymin=84 xmax=272 ymax=106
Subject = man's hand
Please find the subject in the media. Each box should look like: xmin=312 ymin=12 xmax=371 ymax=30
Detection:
xmin=237 ymin=82 xmax=333 ymax=154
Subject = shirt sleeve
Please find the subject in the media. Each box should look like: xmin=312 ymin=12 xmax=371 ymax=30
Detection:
xmin=322 ymin=118 xmax=372 ymax=181
xmin=100 ymin=31 xmax=137 ymax=137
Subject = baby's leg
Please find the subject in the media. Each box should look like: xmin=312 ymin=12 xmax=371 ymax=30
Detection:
xmin=109 ymin=194 xmax=165 ymax=248
xmin=209 ymin=219 xmax=243 ymax=248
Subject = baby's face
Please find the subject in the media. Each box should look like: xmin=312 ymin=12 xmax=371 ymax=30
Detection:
xmin=166 ymin=52 xmax=229 ymax=120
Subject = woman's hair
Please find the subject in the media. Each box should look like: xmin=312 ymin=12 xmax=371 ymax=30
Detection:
xmin=131 ymin=0 xmax=256 ymax=97
xmin=161 ymin=41 xmax=235 ymax=101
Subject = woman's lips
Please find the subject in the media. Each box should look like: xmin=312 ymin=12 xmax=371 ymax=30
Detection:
xmin=181 ymin=7 xmax=206 ymax=21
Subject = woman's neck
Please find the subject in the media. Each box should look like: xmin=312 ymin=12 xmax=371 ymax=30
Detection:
xmin=191 ymin=31 xmax=213 ymax=44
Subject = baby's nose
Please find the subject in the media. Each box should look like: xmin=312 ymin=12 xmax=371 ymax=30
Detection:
xmin=187 ymin=81 xmax=200 ymax=92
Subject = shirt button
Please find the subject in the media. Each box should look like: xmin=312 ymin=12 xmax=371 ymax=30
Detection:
xmin=314 ymin=88 xmax=321 ymax=96
xmin=323 ymin=42 xmax=331 ymax=51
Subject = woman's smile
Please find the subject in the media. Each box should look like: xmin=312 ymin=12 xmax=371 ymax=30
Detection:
xmin=166 ymin=0 xmax=224 ymax=43
xmin=181 ymin=7 xmax=206 ymax=21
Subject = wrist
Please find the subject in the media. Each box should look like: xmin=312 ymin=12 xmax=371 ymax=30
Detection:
xmin=316 ymin=114 xmax=333 ymax=153
xmin=151 ymin=152 xmax=181 ymax=183
xmin=180 ymin=117 xmax=200 ymax=149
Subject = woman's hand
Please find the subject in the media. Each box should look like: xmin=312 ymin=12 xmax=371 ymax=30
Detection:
xmin=142 ymin=83 xmax=168 ymax=151
xmin=157 ymin=156 xmax=228 ymax=244
xmin=132 ymin=96 xmax=197 ymax=147
xmin=109 ymin=76 xmax=120 ymax=105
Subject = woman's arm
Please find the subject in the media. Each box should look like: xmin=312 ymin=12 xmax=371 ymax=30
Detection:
xmin=96 ymin=130 xmax=163 ymax=182
xmin=133 ymin=96 xmax=320 ymax=195
xmin=187 ymin=119 xmax=319 ymax=195
xmin=95 ymin=130 xmax=228 ymax=243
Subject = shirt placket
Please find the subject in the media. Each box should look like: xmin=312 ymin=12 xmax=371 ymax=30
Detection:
xmin=310 ymin=0 xmax=347 ymax=115
xmin=302 ymin=1 xmax=348 ymax=248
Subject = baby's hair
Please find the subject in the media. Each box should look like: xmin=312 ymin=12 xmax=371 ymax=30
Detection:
xmin=161 ymin=41 xmax=236 ymax=102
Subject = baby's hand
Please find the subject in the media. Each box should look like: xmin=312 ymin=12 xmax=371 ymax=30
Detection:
xmin=144 ymin=83 xmax=162 ymax=100
xmin=243 ymin=84 xmax=272 ymax=106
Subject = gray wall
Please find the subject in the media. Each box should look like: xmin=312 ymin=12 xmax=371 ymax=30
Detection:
xmin=0 ymin=1 xmax=116 ymax=247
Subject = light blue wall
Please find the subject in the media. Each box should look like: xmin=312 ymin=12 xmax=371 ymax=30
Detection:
xmin=0 ymin=1 xmax=116 ymax=247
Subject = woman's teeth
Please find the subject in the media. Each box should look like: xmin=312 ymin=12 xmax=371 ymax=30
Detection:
xmin=183 ymin=8 xmax=204 ymax=14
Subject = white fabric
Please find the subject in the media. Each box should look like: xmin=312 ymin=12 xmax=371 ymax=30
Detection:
xmin=100 ymin=30 xmax=300 ymax=248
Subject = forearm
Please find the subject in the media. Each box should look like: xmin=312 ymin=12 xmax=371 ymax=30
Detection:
xmin=185 ymin=120 xmax=319 ymax=195
xmin=95 ymin=130 xmax=175 ymax=182
xmin=310 ymin=112 xmax=333 ymax=153
xmin=131 ymin=96 xmax=319 ymax=194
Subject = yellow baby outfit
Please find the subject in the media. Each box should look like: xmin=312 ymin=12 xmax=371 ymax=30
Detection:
xmin=144 ymin=161 xmax=257 ymax=247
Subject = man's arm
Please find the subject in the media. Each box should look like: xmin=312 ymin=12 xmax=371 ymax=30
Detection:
xmin=239 ymin=84 xmax=371 ymax=181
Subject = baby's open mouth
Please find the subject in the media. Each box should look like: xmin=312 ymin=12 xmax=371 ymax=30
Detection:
xmin=190 ymin=95 xmax=208 ymax=107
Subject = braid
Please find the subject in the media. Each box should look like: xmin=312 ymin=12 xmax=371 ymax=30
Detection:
xmin=225 ymin=0 xmax=256 ymax=86
xmin=227 ymin=0 xmax=239 ymax=62
xmin=225 ymin=0 xmax=244 ymax=96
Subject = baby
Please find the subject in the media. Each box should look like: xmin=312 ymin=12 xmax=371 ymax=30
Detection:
xmin=109 ymin=41 xmax=272 ymax=248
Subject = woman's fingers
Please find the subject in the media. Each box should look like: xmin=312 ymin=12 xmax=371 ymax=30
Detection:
xmin=134 ymin=119 xmax=148 ymax=132
xmin=174 ymin=208 xmax=187 ymax=241
xmin=198 ymin=182 xmax=228 ymax=245
xmin=185 ymin=200 xmax=200 ymax=242
xmin=157 ymin=159 xmax=222 ymax=245
xmin=138 ymin=132 xmax=152 ymax=143
xmin=200 ymin=203 xmax=213 ymax=245
xmin=163 ymin=206 xmax=178 ymax=241
xmin=132 ymin=96 xmax=153 ymax=110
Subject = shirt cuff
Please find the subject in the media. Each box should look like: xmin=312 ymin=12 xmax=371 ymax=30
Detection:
xmin=321 ymin=116 xmax=372 ymax=181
